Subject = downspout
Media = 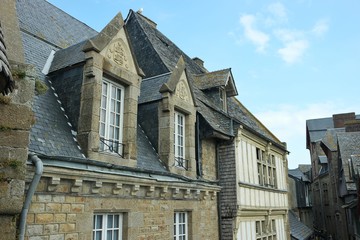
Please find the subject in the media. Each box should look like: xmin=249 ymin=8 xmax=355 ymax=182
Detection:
xmin=216 ymin=142 xmax=223 ymax=240
xmin=19 ymin=153 xmax=43 ymax=240
xmin=196 ymin=114 xmax=202 ymax=177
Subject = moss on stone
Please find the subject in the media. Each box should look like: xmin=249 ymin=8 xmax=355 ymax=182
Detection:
xmin=35 ymin=79 xmax=48 ymax=95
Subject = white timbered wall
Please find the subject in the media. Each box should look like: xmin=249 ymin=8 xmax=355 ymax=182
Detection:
xmin=236 ymin=218 xmax=287 ymax=240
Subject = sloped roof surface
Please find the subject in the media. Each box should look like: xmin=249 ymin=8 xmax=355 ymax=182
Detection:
xmin=288 ymin=168 xmax=310 ymax=182
xmin=137 ymin=125 xmax=167 ymax=172
xmin=306 ymin=117 xmax=334 ymax=143
xmin=194 ymin=69 xmax=230 ymax=90
xmin=321 ymin=128 xmax=345 ymax=151
xmin=49 ymin=40 xmax=88 ymax=73
xmin=139 ymin=73 xmax=171 ymax=104
xmin=17 ymin=0 xmax=97 ymax=49
xmin=126 ymin=10 xmax=285 ymax=148
xmin=17 ymin=0 xmax=95 ymax=158
xmin=338 ymin=131 xmax=360 ymax=190
xmin=126 ymin=11 xmax=207 ymax=77
xmin=289 ymin=210 xmax=313 ymax=240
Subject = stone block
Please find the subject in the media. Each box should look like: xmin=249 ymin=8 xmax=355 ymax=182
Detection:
xmin=65 ymin=233 xmax=78 ymax=240
xmin=36 ymin=213 xmax=54 ymax=224
xmin=0 ymin=129 xmax=30 ymax=148
xmin=46 ymin=203 xmax=62 ymax=212
xmin=59 ymin=223 xmax=75 ymax=233
xmin=54 ymin=214 xmax=66 ymax=223
xmin=27 ymin=224 xmax=43 ymax=236
xmin=0 ymin=103 xmax=34 ymax=130
xmin=49 ymin=234 xmax=64 ymax=240
xmin=44 ymin=224 xmax=59 ymax=234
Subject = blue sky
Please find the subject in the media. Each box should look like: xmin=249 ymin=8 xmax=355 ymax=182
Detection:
xmin=48 ymin=0 xmax=360 ymax=169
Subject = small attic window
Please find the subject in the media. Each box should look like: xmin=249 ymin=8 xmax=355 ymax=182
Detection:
xmin=219 ymin=88 xmax=227 ymax=112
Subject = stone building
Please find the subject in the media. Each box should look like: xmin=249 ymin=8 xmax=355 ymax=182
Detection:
xmin=306 ymin=112 xmax=360 ymax=239
xmin=125 ymin=9 xmax=290 ymax=240
xmin=288 ymin=166 xmax=313 ymax=239
xmin=0 ymin=0 xmax=289 ymax=239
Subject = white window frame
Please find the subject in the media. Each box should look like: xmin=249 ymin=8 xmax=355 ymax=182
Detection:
xmin=99 ymin=78 xmax=125 ymax=155
xmin=93 ymin=213 xmax=123 ymax=240
xmin=174 ymin=111 xmax=186 ymax=169
xmin=256 ymin=148 xmax=277 ymax=188
xmin=255 ymin=219 xmax=276 ymax=240
xmin=174 ymin=212 xmax=188 ymax=240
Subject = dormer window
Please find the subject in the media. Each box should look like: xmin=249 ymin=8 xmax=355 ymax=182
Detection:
xmin=219 ymin=88 xmax=227 ymax=112
xmin=99 ymin=78 xmax=124 ymax=156
xmin=174 ymin=111 xmax=187 ymax=169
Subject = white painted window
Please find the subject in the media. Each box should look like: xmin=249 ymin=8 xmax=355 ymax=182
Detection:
xmin=93 ymin=213 xmax=123 ymax=240
xmin=256 ymin=148 xmax=277 ymax=188
xmin=174 ymin=212 xmax=188 ymax=240
xmin=99 ymin=78 xmax=124 ymax=156
xmin=255 ymin=219 xmax=276 ymax=240
xmin=174 ymin=111 xmax=186 ymax=169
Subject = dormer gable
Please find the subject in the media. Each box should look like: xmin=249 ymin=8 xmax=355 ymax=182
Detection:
xmin=194 ymin=68 xmax=237 ymax=112
xmin=76 ymin=12 xmax=143 ymax=167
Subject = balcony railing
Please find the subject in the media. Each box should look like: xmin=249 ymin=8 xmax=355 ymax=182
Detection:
xmin=99 ymin=138 xmax=124 ymax=158
xmin=175 ymin=157 xmax=189 ymax=170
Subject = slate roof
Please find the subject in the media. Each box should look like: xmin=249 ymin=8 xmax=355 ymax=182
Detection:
xmin=126 ymin=10 xmax=286 ymax=149
xmin=137 ymin=124 xmax=167 ymax=172
xmin=17 ymin=0 xmax=97 ymax=50
xmin=321 ymin=128 xmax=345 ymax=151
xmin=49 ymin=40 xmax=88 ymax=73
xmin=194 ymin=69 xmax=231 ymax=90
xmin=289 ymin=210 xmax=313 ymax=240
xmin=306 ymin=117 xmax=334 ymax=143
xmin=193 ymin=68 xmax=238 ymax=97
xmin=288 ymin=168 xmax=310 ymax=182
xmin=337 ymin=131 xmax=360 ymax=191
xmin=17 ymin=0 xmax=98 ymax=158
xmin=139 ymin=72 xmax=171 ymax=104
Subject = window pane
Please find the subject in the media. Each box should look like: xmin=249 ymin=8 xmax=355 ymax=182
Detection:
xmin=107 ymin=230 xmax=112 ymax=240
xmin=107 ymin=215 xmax=113 ymax=228
xmin=94 ymin=231 xmax=102 ymax=240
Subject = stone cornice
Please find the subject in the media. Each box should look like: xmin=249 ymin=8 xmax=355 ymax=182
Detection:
xmin=25 ymin=164 xmax=219 ymax=201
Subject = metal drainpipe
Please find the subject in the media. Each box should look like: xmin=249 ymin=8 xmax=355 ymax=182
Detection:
xmin=19 ymin=153 xmax=43 ymax=240
xmin=216 ymin=142 xmax=223 ymax=240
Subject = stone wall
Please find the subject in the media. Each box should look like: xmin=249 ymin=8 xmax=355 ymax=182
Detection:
xmin=0 ymin=64 xmax=35 ymax=239
xmin=24 ymin=171 xmax=220 ymax=240
xmin=201 ymin=138 xmax=217 ymax=181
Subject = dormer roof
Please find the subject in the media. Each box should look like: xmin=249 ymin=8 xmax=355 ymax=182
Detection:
xmin=49 ymin=11 xmax=143 ymax=77
xmin=194 ymin=68 xmax=238 ymax=97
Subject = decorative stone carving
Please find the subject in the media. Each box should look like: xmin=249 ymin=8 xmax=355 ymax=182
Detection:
xmin=175 ymin=81 xmax=189 ymax=102
xmin=106 ymin=39 xmax=129 ymax=69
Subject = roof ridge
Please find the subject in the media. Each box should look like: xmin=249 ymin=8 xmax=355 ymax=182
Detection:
xmin=142 ymin=71 xmax=171 ymax=82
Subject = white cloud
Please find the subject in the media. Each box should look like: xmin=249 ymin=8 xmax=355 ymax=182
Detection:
xmin=274 ymin=29 xmax=308 ymax=63
xmin=268 ymin=2 xmax=287 ymax=21
xmin=240 ymin=14 xmax=270 ymax=53
xmin=278 ymin=39 xmax=308 ymax=64
xmin=255 ymin=102 xmax=360 ymax=168
xmin=312 ymin=19 xmax=329 ymax=37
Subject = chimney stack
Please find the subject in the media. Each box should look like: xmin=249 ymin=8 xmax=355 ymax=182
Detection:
xmin=192 ymin=57 xmax=204 ymax=68
xmin=332 ymin=112 xmax=355 ymax=128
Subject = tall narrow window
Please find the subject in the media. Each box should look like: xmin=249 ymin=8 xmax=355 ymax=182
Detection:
xmin=99 ymin=78 xmax=124 ymax=156
xmin=256 ymin=148 xmax=277 ymax=188
xmin=93 ymin=213 xmax=123 ymax=240
xmin=174 ymin=212 xmax=188 ymax=240
xmin=174 ymin=111 xmax=186 ymax=169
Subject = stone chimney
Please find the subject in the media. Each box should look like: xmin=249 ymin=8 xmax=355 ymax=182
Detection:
xmin=192 ymin=57 xmax=204 ymax=68
xmin=344 ymin=119 xmax=360 ymax=132
xmin=332 ymin=112 xmax=355 ymax=128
